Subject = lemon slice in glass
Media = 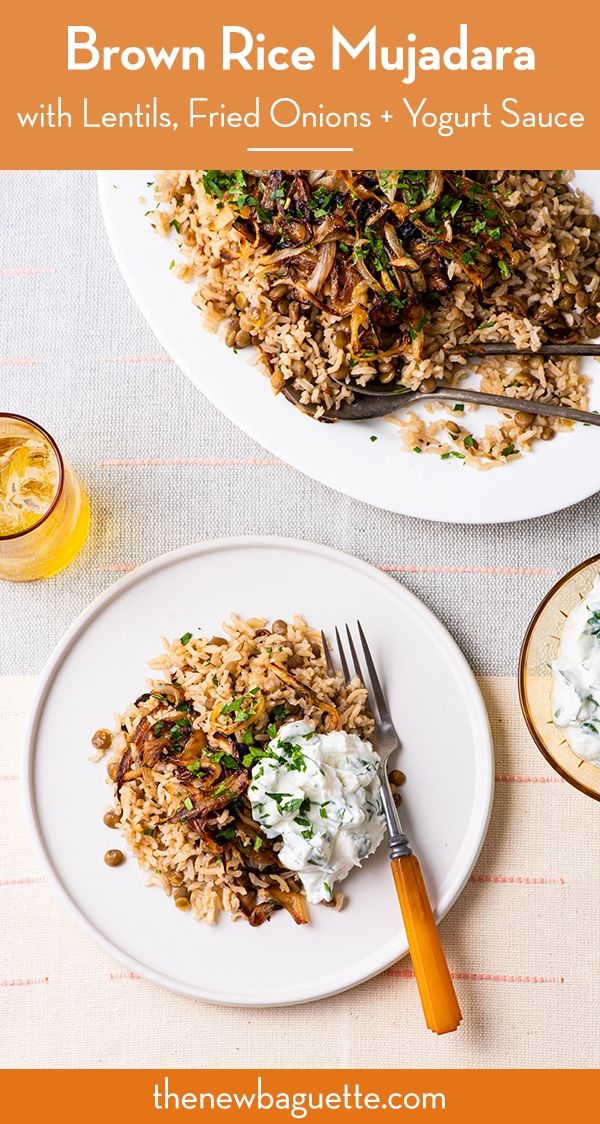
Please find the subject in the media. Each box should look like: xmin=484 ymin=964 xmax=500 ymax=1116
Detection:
xmin=0 ymin=436 xmax=59 ymax=536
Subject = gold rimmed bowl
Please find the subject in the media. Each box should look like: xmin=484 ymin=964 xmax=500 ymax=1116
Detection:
xmin=519 ymin=554 xmax=600 ymax=801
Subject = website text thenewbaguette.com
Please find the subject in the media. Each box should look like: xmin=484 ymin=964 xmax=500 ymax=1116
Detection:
xmin=152 ymin=1077 xmax=446 ymax=1117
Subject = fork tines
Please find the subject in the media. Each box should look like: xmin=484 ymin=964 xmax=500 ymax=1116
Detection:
xmin=323 ymin=621 xmax=392 ymax=731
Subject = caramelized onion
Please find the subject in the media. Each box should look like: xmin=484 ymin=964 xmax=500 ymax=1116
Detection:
xmin=409 ymin=170 xmax=443 ymax=213
xmin=210 ymin=731 xmax=243 ymax=764
xmin=269 ymin=888 xmax=309 ymax=925
xmin=269 ymin=663 xmax=341 ymax=731
xmin=174 ymin=770 xmax=249 ymax=822
xmin=306 ymin=241 xmax=336 ymax=294
xmin=210 ymin=692 xmax=265 ymax=734
xmin=115 ymin=746 xmax=133 ymax=794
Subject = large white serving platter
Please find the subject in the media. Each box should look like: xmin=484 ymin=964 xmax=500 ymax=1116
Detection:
xmin=23 ymin=537 xmax=493 ymax=1005
xmin=99 ymin=171 xmax=600 ymax=523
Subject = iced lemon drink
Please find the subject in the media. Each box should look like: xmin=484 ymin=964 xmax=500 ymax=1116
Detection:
xmin=0 ymin=415 xmax=89 ymax=581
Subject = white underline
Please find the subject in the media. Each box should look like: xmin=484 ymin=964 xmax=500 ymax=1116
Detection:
xmin=246 ymin=147 xmax=354 ymax=153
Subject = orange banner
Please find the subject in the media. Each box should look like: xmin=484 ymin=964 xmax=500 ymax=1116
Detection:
xmin=1 ymin=1 xmax=599 ymax=167
xmin=2 ymin=1069 xmax=599 ymax=1123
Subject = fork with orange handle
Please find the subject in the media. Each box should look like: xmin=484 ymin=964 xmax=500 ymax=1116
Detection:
xmin=322 ymin=621 xmax=462 ymax=1035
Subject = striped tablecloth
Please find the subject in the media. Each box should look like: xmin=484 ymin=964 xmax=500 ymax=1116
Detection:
xmin=1 ymin=172 xmax=600 ymax=1068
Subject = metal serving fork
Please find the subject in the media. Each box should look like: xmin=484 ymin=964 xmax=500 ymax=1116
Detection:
xmin=285 ymin=380 xmax=600 ymax=424
xmin=323 ymin=621 xmax=462 ymax=1035
xmin=283 ymin=341 xmax=600 ymax=423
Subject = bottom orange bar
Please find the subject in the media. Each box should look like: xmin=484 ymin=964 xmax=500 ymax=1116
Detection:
xmin=1 ymin=1069 xmax=598 ymax=1123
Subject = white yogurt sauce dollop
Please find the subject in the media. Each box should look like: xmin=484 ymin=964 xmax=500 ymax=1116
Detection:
xmin=248 ymin=719 xmax=385 ymax=903
xmin=552 ymin=575 xmax=600 ymax=765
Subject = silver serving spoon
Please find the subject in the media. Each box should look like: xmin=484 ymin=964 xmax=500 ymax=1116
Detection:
xmin=283 ymin=342 xmax=600 ymax=424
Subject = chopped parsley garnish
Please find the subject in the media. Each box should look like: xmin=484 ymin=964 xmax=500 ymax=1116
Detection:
xmin=216 ymin=691 xmax=262 ymax=725
xmin=276 ymin=739 xmax=307 ymax=772
xmin=308 ymin=187 xmax=337 ymax=218
xmin=180 ymin=631 xmax=192 ymax=645
xmin=288 ymin=797 xmax=311 ymax=815
xmin=242 ymin=745 xmax=280 ymax=769
xmin=205 ymin=749 xmax=239 ymax=771
xmin=212 ymin=780 xmax=234 ymax=798
xmin=271 ymin=704 xmax=290 ymax=722
xmin=169 ymin=720 xmax=192 ymax=752
xmin=585 ymin=611 xmax=600 ymax=639
xmin=201 ymin=170 xmax=253 ymax=212
xmin=186 ymin=761 xmax=205 ymax=777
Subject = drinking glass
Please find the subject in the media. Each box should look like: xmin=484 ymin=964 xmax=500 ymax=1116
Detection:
xmin=0 ymin=414 xmax=90 ymax=581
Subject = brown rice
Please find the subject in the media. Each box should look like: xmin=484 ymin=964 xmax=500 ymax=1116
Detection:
xmin=97 ymin=614 xmax=372 ymax=925
xmin=150 ymin=170 xmax=600 ymax=468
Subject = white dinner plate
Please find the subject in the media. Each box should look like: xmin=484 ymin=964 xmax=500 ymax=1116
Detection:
xmin=99 ymin=171 xmax=600 ymax=524
xmin=23 ymin=536 xmax=493 ymax=1006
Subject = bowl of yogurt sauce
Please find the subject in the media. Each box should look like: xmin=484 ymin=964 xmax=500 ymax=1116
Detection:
xmin=519 ymin=554 xmax=600 ymax=800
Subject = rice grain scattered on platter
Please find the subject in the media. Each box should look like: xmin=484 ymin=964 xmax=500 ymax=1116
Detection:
xmin=96 ymin=615 xmax=372 ymax=926
xmin=149 ymin=170 xmax=600 ymax=468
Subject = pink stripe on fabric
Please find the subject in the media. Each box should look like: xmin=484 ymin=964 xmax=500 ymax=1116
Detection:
xmin=470 ymin=874 xmax=565 ymax=886
xmin=111 ymin=966 xmax=563 ymax=985
xmin=0 ymin=358 xmax=46 ymax=365
xmin=387 ymin=969 xmax=564 ymax=984
xmin=98 ymin=561 xmax=564 ymax=581
xmin=381 ymin=564 xmax=558 ymax=576
xmin=495 ymin=773 xmax=564 ymax=784
xmin=99 ymin=563 xmax=138 ymax=572
xmin=103 ymin=355 xmax=172 ymax=363
xmin=0 ymin=976 xmax=49 ymax=988
xmin=99 ymin=456 xmax=283 ymax=467
xmin=0 ymin=266 xmax=57 ymax=275
xmin=0 ymin=876 xmax=44 ymax=887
